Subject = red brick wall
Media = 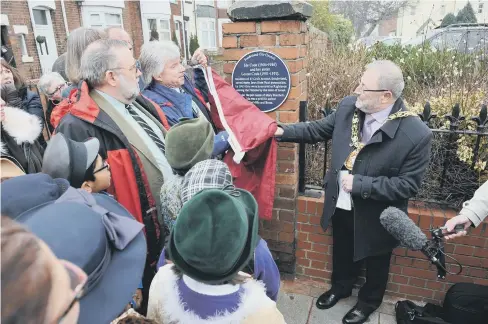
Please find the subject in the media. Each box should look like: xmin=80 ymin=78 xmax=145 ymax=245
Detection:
xmin=221 ymin=20 xmax=309 ymax=272
xmin=378 ymin=16 xmax=398 ymax=36
xmin=63 ymin=1 xmax=82 ymax=32
xmin=296 ymin=196 xmax=488 ymax=303
xmin=123 ymin=1 xmax=144 ymax=58
xmin=2 ymin=1 xmax=82 ymax=80
xmin=2 ymin=0 xmax=41 ymax=80
xmin=170 ymin=0 xmax=183 ymax=49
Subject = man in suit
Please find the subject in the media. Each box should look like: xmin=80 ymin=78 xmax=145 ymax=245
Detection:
xmin=275 ymin=60 xmax=432 ymax=324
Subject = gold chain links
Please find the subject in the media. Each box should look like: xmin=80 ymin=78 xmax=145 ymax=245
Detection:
xmin=345 ymin=110 xmax=418 ymax=170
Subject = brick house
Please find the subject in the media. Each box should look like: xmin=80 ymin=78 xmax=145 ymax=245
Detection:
xmin=1 ymin=0 xmax=234 ymax=81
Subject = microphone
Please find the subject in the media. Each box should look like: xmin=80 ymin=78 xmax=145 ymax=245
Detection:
xmin=379 ymin=206 xmax=427 ymax=250
xmin=380 ymin=207 xmax=464 ymax=279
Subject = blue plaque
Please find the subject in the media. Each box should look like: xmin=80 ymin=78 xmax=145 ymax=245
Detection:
xmin=232 ymin=50 xmax=291 ymax=113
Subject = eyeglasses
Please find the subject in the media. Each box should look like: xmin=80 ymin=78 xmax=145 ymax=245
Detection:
xmin=56 ymin=260 xmax=88 ymax=323
xmin=93 ymin=160 xmax=110 ymax=174
xmin=47 ymin=83 xmax=67 ymax=98
xmin=356 ymin=82 xmax=390 ymax=94
xmin=110 ymin=62 xmax=139 ymax=75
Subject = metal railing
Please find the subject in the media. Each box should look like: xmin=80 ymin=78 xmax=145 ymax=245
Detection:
xmin=298 ymin=101 xmax=488 ymax=209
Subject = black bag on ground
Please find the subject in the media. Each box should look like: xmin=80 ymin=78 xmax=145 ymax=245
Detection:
xmin=442 ymin=283 xmax=488 ymax=324
xmin=396 ymin=300 xmax=448 ymax=324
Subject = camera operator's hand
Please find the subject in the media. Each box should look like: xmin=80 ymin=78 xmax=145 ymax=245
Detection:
xmin=443 ymin=215 xmax=472 ymax=240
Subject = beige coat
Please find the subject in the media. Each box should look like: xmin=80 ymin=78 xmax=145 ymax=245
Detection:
xmin=147 ymin=265 xmax=286 ymax=324
xmin=91 ymin=91 xmax=168 ymax=219
xmin=459 ymin=181 xmax=488 ymax=227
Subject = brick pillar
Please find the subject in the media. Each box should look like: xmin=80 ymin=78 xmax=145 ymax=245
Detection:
xmin=222 ymin=1 xmax=312 ymax=273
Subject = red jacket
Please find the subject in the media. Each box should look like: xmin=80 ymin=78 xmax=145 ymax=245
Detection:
xmin=54 ymin=82 xmax=165 ymax=269
xmin=206 ymin=69 xmax=278 ymax=220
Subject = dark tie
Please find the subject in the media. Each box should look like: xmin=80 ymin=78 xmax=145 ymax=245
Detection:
xmin=125 ymin=104 xmax=166 ymax=154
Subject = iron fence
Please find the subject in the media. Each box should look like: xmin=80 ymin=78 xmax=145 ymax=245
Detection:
xmin=298 ymin=101 xmax=488 ymax=210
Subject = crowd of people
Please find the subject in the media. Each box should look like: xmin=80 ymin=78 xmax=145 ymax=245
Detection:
xmin=1 ymin=25 xmax=487 ymax=324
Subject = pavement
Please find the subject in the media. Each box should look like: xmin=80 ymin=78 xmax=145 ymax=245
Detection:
xmin=276 ymin=288 xmax=399 ymax=324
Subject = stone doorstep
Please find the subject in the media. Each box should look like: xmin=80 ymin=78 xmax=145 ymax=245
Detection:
xmin=280 ymin=278 xmax=428 ymax=317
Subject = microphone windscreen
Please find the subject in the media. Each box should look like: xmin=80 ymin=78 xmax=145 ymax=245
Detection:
xmin=380 ymin=207 xmax=427 ymax=250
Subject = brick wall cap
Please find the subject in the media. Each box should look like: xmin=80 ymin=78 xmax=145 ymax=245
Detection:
xmin=227 ymin=0 xmax=313 ymax=22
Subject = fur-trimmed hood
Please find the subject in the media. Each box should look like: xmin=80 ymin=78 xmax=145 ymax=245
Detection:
xmin=147 ymin=265 xmax=285 ymax=324
xmin=1 ymin=105 xmax=43 ymax=145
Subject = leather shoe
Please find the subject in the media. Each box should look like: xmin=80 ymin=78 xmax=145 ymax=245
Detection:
xmin=342 ymin=305 xmax=374 ymax=324
xmin=316 ymin=290 xmax=348 ymax=309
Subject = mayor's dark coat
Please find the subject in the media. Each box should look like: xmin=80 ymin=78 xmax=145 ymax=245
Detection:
xmin=281 ymin=96 xmax=432 ymax=261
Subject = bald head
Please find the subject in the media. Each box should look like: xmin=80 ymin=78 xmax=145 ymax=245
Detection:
xmin=105 ymin=27 xmax=133 ymax=52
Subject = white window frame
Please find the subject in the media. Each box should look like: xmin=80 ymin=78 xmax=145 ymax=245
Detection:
xmin=198 ymin=18 xmax=216 ymax=50
xmin=218 ymin=18 xmax=231 ymax=47
xmin=82 ymin=6 xmax=123 ymax=29
xmin=479 ymin=3 xmax=484 ymax=14
xmin=13 ymin=25 xmax=34 ymax=63
xmin=143 ymin=16 xmax=172 ymax=43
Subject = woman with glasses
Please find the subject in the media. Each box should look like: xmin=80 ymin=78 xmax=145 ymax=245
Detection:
xmin=37 ymin=72 xmax=70 ymax=133
xmin=1 ymin=216 xmax=87 ymax=324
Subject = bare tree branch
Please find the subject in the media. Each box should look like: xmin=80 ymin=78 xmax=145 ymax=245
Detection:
xmin=330 ymin=0 xmax=409 ymax=38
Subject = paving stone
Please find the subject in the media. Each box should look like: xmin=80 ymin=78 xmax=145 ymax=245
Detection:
xmin=276 ymin=290 xmax=313 ymax=324
xmin=308 ymin=296 xmax=380 ymax=324
xmin=379 ymin=313 xmax=396 ymax=324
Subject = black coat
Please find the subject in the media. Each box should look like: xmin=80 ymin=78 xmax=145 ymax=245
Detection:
xmin=281 ymin=96 xmax=432 ymax=260
xmin=1 ymin=106 xmax=44 ymax=174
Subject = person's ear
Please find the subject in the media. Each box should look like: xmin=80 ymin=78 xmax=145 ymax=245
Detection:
xmin=154 ymin=71 xmax=164 ymax=83
xmin=106 ymin=71 xmax=118 ymax=87
xmin=81 ymin=181 xmax=93 ymax=193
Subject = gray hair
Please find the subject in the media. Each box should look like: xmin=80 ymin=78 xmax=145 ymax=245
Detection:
xmin=80 ymin=39 xmax=129 ymax=88
xmin=139 ymin=41 xmax=180 ymax=85
xmin=365 ymin=60 xmax=404 ymax=99
xmin=37 ymin=72 xmax=66 ymax=95
xmin=66 ymin=27 xmax=106 ymax=84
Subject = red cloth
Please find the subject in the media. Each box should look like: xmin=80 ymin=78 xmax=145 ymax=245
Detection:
xmin=207 ymin=69 xmax=277 ymax=220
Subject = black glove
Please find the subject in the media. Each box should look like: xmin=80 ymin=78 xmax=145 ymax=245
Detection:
xmin=0 ymin=84 xmax=23 ymax=108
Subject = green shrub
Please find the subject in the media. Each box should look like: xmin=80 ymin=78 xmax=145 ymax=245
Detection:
xmin=189 ymin=34 xmax=199 ymax=56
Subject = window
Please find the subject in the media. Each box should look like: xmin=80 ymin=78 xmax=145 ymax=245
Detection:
xmin=147 ymin=18 xmax=171 ymax=41
xmin=479 ymin=3 xmax=484 ymax=14
xmin=464 ymin=30 xmax=488 ymax=54
xmin=430 ymin=31 xmax=465 ymax=51
xmin=440 ymin=4 xmax=446 ymax=16
xmin=217 ymin=0 xmax=232 ymax=8
xmin=199 ymin=0 xmax=214 ymax=6
xmin=82 ymin=6 xmax=123 ymax=29
xmin=33 ymin=9 xmax=48 ymax=25
xmin=410 ymin=5 xmax=416 ymax=16
xmin=199 ymin=19 xmax=216 ymax=48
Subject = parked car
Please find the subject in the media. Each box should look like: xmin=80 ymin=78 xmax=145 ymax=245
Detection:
xmin=405 ymin=23 xmax=488 ymax=56
xmin=356 ymin=36 xmax=405 ymax=48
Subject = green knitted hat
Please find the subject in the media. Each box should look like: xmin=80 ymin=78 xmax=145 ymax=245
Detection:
xmin=165 ymin=117 xmax=214 ymax=172
xmin=168 ymin=187 xmax=259 ymax=284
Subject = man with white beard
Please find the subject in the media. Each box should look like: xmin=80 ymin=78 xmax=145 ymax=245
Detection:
xmin=275 ymin=60 xmax=432 ymax=324
xmin=55 ymin=39 xmax=171 ymax=310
